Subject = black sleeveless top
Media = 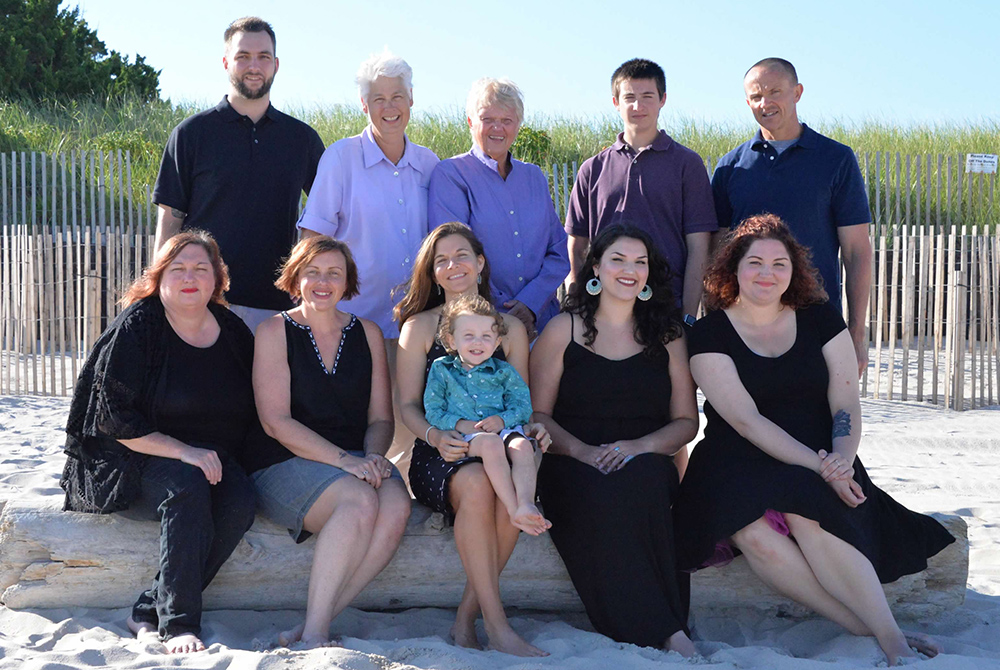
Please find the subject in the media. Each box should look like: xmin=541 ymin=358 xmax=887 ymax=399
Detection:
xmin=247 ymin=313 xmax=372 ymax=472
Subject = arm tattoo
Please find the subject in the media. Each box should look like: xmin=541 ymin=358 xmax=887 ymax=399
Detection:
xmin=832 ymin=409 xmax=852 ymax=439
xmin=171 ymin=208 xmax=187 ymax=219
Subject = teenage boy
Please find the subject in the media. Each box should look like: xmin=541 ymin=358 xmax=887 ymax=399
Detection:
xmin=564 ymin=58 xmax=717 ymax=323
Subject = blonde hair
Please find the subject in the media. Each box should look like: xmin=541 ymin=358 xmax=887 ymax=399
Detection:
xmin=465 ymin=77 xmax=524 ymax=126
xmin=437 ymin=294 xmax=507 ymax=355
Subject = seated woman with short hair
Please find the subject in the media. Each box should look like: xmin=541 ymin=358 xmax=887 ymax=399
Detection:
xmin=251 ymin=235 xmax=410 ymax=649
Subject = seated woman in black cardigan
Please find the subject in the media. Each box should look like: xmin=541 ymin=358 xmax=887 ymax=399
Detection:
xmin=61 ymin=230 xmax=260 ymax=654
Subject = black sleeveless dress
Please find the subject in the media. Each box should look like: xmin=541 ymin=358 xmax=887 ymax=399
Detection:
xmin=673 ymin=304 xmax=955 ymax=581
xmin=537 ymin=316 xmax=688 ymax=648
xmin=408 ymin=339 xmax=507 ymax=516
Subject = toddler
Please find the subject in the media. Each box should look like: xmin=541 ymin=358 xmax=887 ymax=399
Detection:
xmin=424 ymin=295 xmax=550 ymax=535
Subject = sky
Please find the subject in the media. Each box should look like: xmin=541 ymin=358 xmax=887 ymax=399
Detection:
xmin=75 ymin=0 xmax=998 ymax=129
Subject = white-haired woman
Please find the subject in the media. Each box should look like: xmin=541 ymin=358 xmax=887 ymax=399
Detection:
xmin=297 ymin=49 xmax=440 ymax=483
xmin=427 ymin=78 xmax=568 ymax=340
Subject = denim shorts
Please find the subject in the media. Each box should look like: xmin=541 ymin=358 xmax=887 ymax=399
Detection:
xmin=251 ymin=453 xmax=402 ymax=543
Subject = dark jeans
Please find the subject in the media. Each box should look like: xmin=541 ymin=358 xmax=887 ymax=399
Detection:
xmin=127 ymin=453 xmax=255 ymax=640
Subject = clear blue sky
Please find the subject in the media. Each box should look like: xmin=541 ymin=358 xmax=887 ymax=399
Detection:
xmin=77 ymin=0 xmax=998 ymax=129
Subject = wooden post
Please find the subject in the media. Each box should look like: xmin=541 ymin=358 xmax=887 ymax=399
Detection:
xmin=887 ymin=229 xmax=901 ymax=399
xmin=916 ymin=230 xmax=930 ymax=402
xmin=901 ymin=227 xmax=914 ymax=401
xmin=932 ymin=228 xmax=947 ymax=405
xmin=873 ymin=234 xmax=888 ymax=398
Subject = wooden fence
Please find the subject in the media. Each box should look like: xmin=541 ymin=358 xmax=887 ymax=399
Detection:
xmin=1 ymin=149 xmax=998 ymax=408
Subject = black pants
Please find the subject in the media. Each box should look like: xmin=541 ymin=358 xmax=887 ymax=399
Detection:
xmin=127 ymin=454 xmax=255 ymax=640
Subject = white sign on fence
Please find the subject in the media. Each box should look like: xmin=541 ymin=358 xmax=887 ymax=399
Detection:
xmin=965 ymin=153 xmax=998 ymax=174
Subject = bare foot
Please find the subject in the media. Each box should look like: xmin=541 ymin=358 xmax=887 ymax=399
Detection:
xmin=510 ymin=504 xmax=552 ymax=536
xmin=485 ymin=624 xmax=548 ymax=657
xmin=126 ymin=616 xmax=159 ymax=644
xmin=292 ymin=635 xmax=343 ymax=650
xmin=882 ymin=636 xmax=918 ymax=666
xmin=904 ymin=631 xmax=941 ymax=657
xmin=450 ymin=619 xmax=482 ymax=650
xmin=165 ymin=633 xmax=205 ymax=654
xmin=666 ymin=630 xmax=697 ymax=658
xmin=277 ymin=623 xmax=303 ymax=647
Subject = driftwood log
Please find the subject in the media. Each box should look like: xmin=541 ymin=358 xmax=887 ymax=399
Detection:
xmin=0 ymin=498 xmax=967 ymax=620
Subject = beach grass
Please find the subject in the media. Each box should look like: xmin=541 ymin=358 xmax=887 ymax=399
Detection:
xmin=2 ymin=97 xmax=997 ymax=229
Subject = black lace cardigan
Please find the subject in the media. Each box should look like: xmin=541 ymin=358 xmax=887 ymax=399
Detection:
xmin=60 ymin=297 xmax=255 ymax=514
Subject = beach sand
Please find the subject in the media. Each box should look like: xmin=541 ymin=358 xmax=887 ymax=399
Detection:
xmin=1 ymin=394 xmax=998 ymax=669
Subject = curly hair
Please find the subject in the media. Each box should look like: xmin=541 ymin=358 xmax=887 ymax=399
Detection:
xmin=703 ymin=213 xmax=828 ymax=310
xmin=275 ymin=235 xmax=360 ymax=301
xmin=393 ymin=222 xmax=493 ymax=327
xmin=121 ymin=230 xmax=229 ymax=307
xmin=437 ymin=294 xmax=508 ymax=356
xmin=563 ymin=224 xmax=682 ymax=353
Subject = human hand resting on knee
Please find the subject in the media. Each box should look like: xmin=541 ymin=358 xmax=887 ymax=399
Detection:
xmin=595 ymin=440 xmax=643 ymax=473
xmin=828 ymin=477 xmax=866 ymax=507
xmin=179 ymin=446 xmax=223 ymax=485
xmin=427 ymin=427 xmax=470 ymax=462
xmin=474 ymin=415 xmax=505 ymax=433
xmin=522 ymin=422 xmax=551 ymax=452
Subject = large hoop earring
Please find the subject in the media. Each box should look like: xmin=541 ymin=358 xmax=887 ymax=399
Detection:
xmin=585 ymin=278 xmax=602 ymax=296
xmin=638 ymin=284 xmax=653 ymax=301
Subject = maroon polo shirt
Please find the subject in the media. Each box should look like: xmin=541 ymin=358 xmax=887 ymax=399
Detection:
xmin=565 ymin=130 xmax=718 ymax=303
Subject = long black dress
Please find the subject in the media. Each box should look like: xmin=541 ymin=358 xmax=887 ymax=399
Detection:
xmin=673 ymin=303 xmax=954 ymax=581
xmin=537 ymin=317 xmax=688 ymax=648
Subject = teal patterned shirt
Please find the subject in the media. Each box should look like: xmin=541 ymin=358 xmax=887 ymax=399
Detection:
xmin=424 ymin=354 xmax=532 ymax=431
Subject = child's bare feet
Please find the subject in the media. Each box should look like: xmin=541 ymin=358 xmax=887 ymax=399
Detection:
xmin=666 ymin=630 xmax=697 ymax=658
xmin=511 ymin=503 xmax=551 ymax=535
xmin=126 ymin=616 xmax=159 ymax=644
xmin=485 ymin=623 xmax=548 ymax=657
xmin=165 ymin=633 xmax=205 ymax=654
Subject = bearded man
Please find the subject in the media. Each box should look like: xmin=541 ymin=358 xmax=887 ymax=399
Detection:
xmin=152 ymin=16 xmax=325 ymax=329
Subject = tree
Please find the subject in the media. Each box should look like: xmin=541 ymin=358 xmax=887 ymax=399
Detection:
xmin=0 ymin=0 xmax=160 ymax=101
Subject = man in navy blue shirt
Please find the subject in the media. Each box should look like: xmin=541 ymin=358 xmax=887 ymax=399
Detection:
xmin=712 ymin=58 xmax=872 ymax=375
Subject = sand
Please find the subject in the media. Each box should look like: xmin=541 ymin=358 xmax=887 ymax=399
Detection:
xmin=1 ymin=394 xmax=998 ymax=669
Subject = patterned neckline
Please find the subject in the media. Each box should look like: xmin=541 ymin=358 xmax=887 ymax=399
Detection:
xmin=282 ymin=312 xmax=357 ymax=376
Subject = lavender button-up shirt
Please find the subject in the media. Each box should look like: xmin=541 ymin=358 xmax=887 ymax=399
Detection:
xmin=427 ymin=146 xmax=569 ymax=330
xmin=297 ymin=127 xmax=439 ymax=338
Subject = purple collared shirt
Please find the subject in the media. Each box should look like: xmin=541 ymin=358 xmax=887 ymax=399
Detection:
xmin=565 ymin=130 xmax=718 ymax=303
xmin=297 ymin=127 xmax=439 ymax=337
xmin=427 ymin=146 xmax=569 ymax=330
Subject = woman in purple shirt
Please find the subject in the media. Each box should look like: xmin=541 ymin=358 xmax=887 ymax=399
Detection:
xmin=427 ymin=78 xmax=569 ymax=340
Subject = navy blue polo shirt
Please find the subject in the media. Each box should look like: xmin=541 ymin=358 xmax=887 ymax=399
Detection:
xmin=711 ymin=123 xmax=870 ymax=311
xmin=154 ymin=97 xmax=325 ymax=310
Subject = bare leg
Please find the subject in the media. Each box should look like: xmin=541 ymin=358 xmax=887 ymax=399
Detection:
xmin=466 ymin=434 xmax=526 ymax=532
xmin=452 ymin=498 xmax=522 ymax=649
xmin=280 ymin=478 xmax=378 ymax=648
xmin=507 ymin=437 xmax=550 ymax=535
xmin=449 ymin=466 xmax=547 ymax=657
xmin=325 ymin=480 xmax=411 ymax=618
xmin=731 ymin=517 xmax=870 ymax=635
xmin=784 ymin=514 xmax=916 ymax=665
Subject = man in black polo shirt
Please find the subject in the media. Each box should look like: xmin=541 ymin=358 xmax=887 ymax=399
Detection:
xmin=153 ymin=16 xmax=325 ymax=331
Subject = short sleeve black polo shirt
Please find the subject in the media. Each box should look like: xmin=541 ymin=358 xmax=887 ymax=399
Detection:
xmin=154 ymin=97 xmax=326 ymax=310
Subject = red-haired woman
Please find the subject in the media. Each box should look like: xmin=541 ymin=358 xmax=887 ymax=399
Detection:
xmin=61 ymin=230 xmax=259 ymax=654
xmin=673 ymin=214 xmax=954 ymax=666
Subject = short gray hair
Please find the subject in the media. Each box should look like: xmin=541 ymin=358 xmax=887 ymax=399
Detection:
xmin=356 ymin=49 xmax=413 ymax=103
xmin=465 ymin=77 xmax=524 ymax=126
